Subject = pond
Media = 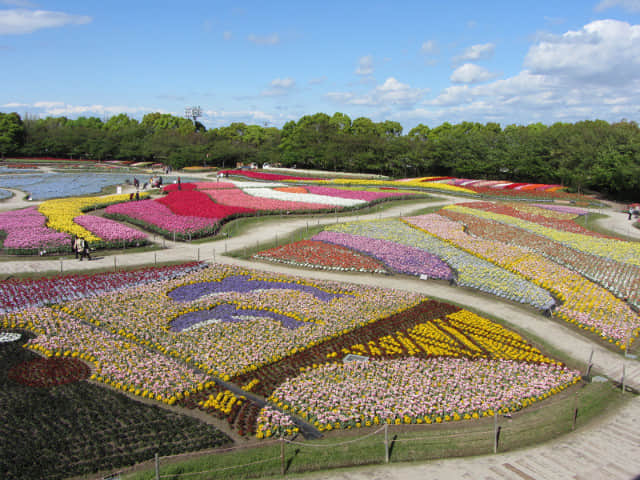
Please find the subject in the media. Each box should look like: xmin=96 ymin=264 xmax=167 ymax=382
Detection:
xmin=0 ymin=173 xmax=200 ymax=200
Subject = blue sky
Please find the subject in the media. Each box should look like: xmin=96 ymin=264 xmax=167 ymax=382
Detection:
xmin=1 ymin=0 xmax=640 ymax=131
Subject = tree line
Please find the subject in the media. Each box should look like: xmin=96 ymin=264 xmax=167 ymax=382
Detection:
xmin=1 ymin=111 xmax=639 ymax=200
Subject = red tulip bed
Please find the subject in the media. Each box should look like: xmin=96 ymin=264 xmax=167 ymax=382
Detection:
xmin=252 ymin=239 xmax=390 ymax=273
xmin=8 ymin=357 xmax=90 ymax=387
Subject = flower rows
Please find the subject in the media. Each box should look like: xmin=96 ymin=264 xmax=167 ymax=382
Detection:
xmin=203 ymin=186 xmax=329 ymax=211
xmin=0 ymin=206 xmax=70 ymax=253
xmin=440 ymin=208 xmax=640 ymax=309
xmin=405 ymin=213 xmax=640 ymax=345
xmin=157 ymin=190 xmax=255 ymax=219
xmin=453 ymin=202 xmax=604 ymax=237
xmin=0 ymin=262 xmax=205 ymax=314
xmin=324 ymin=219 xmax=555 ymax=310
xmin=38 ymin=193 xmax=144 ymax=243
xmin=446 ymin=204 xmax=640 ymax=265
xmin=105 ymin=199 xmax=220 ymax=237
xmin=73 ymin=214 xmax=148 ymax=244
xmin=261 ymin=357 xmax=579 ymax=433
xmin=252 ymin=239 xmax=390 ymax=273
xmin=312 ymin=230 xmax=453 ymax=280
xmin=61 ymin=264 xmax=425 ymax=378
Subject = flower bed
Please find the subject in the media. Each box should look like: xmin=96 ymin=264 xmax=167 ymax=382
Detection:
xmin=253 ymin=239 xmax=389 ymax=273
xmin=440 ymin=208 xmax=640 ymax=309
xmin=8 ymin=357 xmax=90 ymax=387
xmin=446 ymin=204 xmax=640 ymax=266
xmin=105 ymin=199 xmax=220 ymax=238
xmin=405 ymin=213 xmax=640 ymax=346
xmin=156 ymin=190 xmax=256 ymax=219
xmin=324 ymin=219 xmax=555 ymax=310
xmin=73 ymin=214 xmax=148 ymax=247
xmin=0 ymin=262 xmax=205 ymax=314
xmin=202 ymin=186 xmax=329 ymax=211
xmin=312 ymin=230 xmax=453 ymax=279
xmin=38 ymin=193 xmax=145 ymax=244
xmin=0 ymin=206 xmax=70 ymax=254
xmin=261 ymin=357 xmax=579 ymax=434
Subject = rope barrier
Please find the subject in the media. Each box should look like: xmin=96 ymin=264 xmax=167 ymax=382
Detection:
xmin=284 ymin=425 xmax=386 ymax=447
xmin=159 ymin=455 xmax=280 ymax=478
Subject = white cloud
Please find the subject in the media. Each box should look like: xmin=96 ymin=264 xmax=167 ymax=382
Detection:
xmin=0 ymin=9 xmax=91 ymax=35
xmin=261 ymin=77 xmax=296 ymax=96
xmin=33 ymin=101 xmax=64 ymax=109
xmin=355 ymin=55 xmax=374 ymax=75
xmin=450 ymin=63 xmax=496 ymax=84
xmin=595 ymin=0 xmax=640 ymax=12
xmin=2 ymin=101 xmax=28 ymax=108
xmin=247 ymin=33 xmax=279 ymax=45
xmin=525 ymin=19 xmax=640 ymax=85
xmin=327 ymin=77 xmax=426 ymax=108
xmin=421 ymin=40 xmax=438 ymax=55
xmin=454 ymin=42 xmax=495 ymax=63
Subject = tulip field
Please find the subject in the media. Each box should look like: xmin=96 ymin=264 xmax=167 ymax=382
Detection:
xmin=254 ymin=201 xmax=640 ymax=349
xmin=1 ymin=168 xmax=636 ymax=478
xmin=2 ymin=261 xmax=581 ymax=453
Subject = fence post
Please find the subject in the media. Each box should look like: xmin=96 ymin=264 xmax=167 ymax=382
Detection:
xmin=114 ymin=256 xmax=117 ymax=272
xmin=280 ymin=436 xmax=285 ymax=476
xmin=275 ymin=233 xmax=278 ymax=246
xmin=155 ymin=453 xmax=159 ymax=480
xmin=493 ymin=410 xmax=498 ymax=454
xmin=621 ymin=363 xmax=626 ymax=394
xmin=213 ymin=248 xmax=216 ymax=263
xmin=384 ymin=423 xmax=389 ymax=463
xmin=60 ymin=258 xmax=63 ymax=273
xmin=572 ymin=392 xmax=579 ymax=430
xmin=154 ymin=252 xmax=157 ymax=265
xmin=197 ymin=248 xmax=200 ymax=261
xmin=585 ymin=349 xmax=594 ymax=380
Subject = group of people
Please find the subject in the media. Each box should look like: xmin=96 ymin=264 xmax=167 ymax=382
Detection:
xmin=72 ymin=236 xmax=91 ymax=261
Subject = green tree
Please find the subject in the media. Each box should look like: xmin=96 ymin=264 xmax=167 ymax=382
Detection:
xmin=0 ymin=112 xmax=25 ymax=158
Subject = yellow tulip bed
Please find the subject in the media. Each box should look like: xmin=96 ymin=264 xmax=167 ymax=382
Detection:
xmin=38 ymin=193 xmax=149 ymax=243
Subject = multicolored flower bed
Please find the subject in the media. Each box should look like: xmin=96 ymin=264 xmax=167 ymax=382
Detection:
xmin=312 ymin=230 xmax=453 ymax=280
xmin=322 ymin=218 xmax=555 ymax=310
xmin=1 ymin=262 xmax=583 ymax=442
xmin=105 ymin=199 xmax=220 ymax=239
xmin=38 ymin=193 xmax=148 ymax=244
xmin=445 ymin=204 xmax=640 ymax=265
xmin=440 ymin=208 xmax=640 ymax=310
xmin=260 ymin=357 xmax=579 ymax=434
xmin=404 ymin=213 xmax=640 ymax=346
xmin=0 ymin=262 xmax=205 ymax=314
xmin=1 ymin=337 xmax=231 ymax=480
xmin=252 ymin=239 xmax=390 ymax=273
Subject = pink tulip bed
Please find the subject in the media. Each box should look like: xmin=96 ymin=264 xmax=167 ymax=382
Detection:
xmin=0 ymin=206 xmax=71 ymax=255
xmin=73 ymin=214 xmax=149 ymax=248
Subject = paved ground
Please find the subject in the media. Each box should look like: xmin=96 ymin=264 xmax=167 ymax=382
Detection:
xmin=1 ymin=177 xmax=639 ymax=479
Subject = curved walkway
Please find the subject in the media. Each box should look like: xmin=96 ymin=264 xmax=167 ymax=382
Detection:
xmin=1 ymin=194 xmax=639 ymax=479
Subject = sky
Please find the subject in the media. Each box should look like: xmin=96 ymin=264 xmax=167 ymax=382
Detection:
xmin=1 ymin=0 xmax=640 ymax=131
